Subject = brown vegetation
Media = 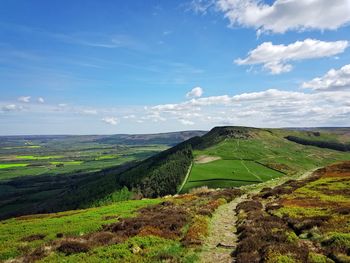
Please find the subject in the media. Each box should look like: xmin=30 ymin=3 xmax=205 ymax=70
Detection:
xmin=57 ymin=240 xmax=91 ymax=255
xmin=104 ymin=201 xmax=189 ymax=239
xmin=19 ymin=188 xmax=242 ymax=262
xmin=21 ymin=234 xmax=46 ymax=242
xmin=233 ymin=161 xmax=350 ymax=263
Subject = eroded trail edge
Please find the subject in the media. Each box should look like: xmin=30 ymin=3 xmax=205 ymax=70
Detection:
xmin=199 ymin=168 xmax=318 ymax=263
xmin=199 ymin=194 xmax=248 ymax=263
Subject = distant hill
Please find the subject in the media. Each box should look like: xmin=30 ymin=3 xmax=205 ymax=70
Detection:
xmin=0 ymin=131 xmax=207 ymax=147
xmin=93 ymin=130 xmax=207 ymax=146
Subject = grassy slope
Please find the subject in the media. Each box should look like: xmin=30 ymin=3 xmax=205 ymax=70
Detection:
xmin=183 ymin=160 xmax=283 ymax=192
xmin=0 ymin=199 xmax=161 ymax=261
xmin=0 ymin=189 xmax=241 ymax=263
xmin=182 ymin=128 xmax=350 ymax=192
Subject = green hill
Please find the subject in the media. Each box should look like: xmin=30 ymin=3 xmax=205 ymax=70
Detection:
xmin=115 ymin=126 xmax=350 ymax=196
xmin=181 ymin=127 xmax=350 ymax=192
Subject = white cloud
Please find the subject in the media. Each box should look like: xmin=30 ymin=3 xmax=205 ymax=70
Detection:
xmin=216 ymin=0 xmax=350 ymax=34
xmin=102 ymin=117 xmax=118 ymax=125
xmin=38 ymin=97 xmax=45 ymax=103
xmin=18 ymin=96 xmax=31 ymax=103
xmin=81 ymin=109 xmax=98 ymax=115
xmin=179 ymin=119 xmax=195 ymax=125
xmin=188 ymin=0 xmax=216 ymax=14
xmin=191 ymin=95 xmax=231 ymax=105
xmin=1 ymin=104 xmax=22 ymax=112
xmin=141 ymin=112 xmax=167 ymax=122
xmin=302 ymin=64 xmax=350 ymax=91
xmin=186 ymin=86 xmax=204 ymax=98
xmin=123 ymin=114 xmax=136 ymax=119
xmin=148 ymin=85 xmax=350 ymax=127
xmin=235 ymin=39 xmax=348 ymax=74
xmin=58 ymin=103 xmax=67 ymax=107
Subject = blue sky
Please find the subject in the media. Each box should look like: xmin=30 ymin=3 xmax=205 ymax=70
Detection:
xmin=1 ymin=0 xmax=350 ymax=135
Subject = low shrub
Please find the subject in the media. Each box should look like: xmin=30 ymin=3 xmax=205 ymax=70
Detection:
xmin=21 ymin=234 xmax=46 ymax=242
xmin=308 ymin=252 xmax=334 ymax=263
xmin=182 ymin=216 xmax=208 ymax=246
xmin=236 ymin=200 xmax=263 ymax=213
xmin=104 ymin=202 xmax=189 ymax=239
xmin=57 ymin=240 xmax=91 ymax=255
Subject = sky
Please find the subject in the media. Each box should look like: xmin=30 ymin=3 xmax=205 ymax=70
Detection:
xmin=1 ymin=0 xmax=350 ymax=135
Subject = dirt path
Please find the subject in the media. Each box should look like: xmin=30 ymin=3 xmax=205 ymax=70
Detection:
xmin=177 ymin=163 xmax=193 ymax=194
xmin=199 ymin=167 xmax=319 ymax=263
xmin=195 ymin=155 xmax=222 ymax=164
xmin=199 ymin=194 xmax=248 ymax=263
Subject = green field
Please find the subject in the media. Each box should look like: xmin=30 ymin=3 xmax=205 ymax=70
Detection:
xmin=0 ymin=163 xmax=28 ymax=169
xmin=190 ymin=160 xmax=282 ymax=182
xmin=16 ymin=155 xmax=64 ymax=160
xmin=2 ymin=145 xmax=41 ymax=150
xmin=0 ymin=141 xmax=168 ymax=181
xmin=181 ymin=129 xmax=350 ymax=192
xmin=50 ymin=161 xmax=83 ymax=165
xmin=182 ymin=159 xmax=283 ymax=192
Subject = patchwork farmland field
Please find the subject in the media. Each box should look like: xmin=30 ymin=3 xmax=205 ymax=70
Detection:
xmin=181 ymin=159 xmax=283 ymax=192
xmin=0 ymin=140 xmax=168 ymax=181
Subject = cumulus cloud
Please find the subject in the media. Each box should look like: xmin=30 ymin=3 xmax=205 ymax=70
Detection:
xmin=102 ymin=117 xmax=118 ymax=125
xmin=216 ymin=0 xmax=350 ymax=34
xmin=18 ymin=96 xmax=31 ymax=103
xmin=37 ymin=97 xmax=45 ymax=103
xmin=186 ymin=86 xmax=204 ymax=98
xmin=235 ymin=39 xmax=348 ymax=74
xmin=302 ymin=64 xmax=350 ymax=91
xmin=147 ymin=85 xmax=350 ymax=127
